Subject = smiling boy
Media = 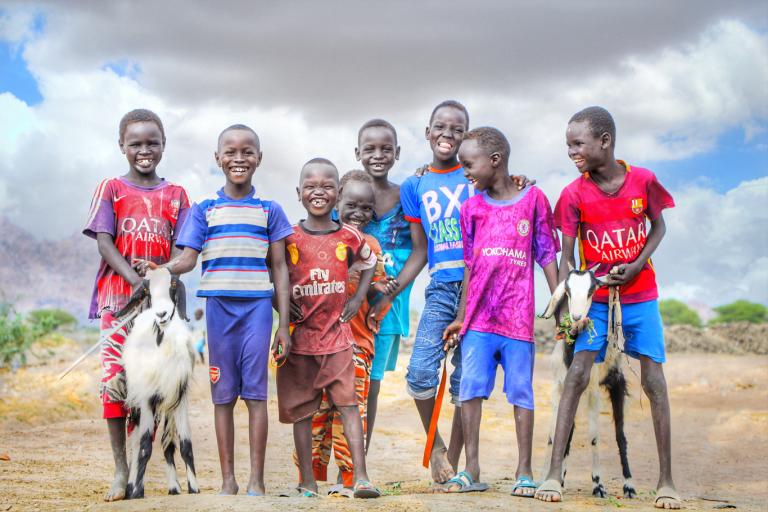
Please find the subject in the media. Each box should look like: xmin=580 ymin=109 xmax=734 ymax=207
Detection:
xmin=171 ymin=124 xmax=293 ymax=496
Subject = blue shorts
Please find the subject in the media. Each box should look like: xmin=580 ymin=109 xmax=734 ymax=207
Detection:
xmin=371 ymin=334 xmax=400 ymax=381
xmin=406 ymin=279 xmax=462 ymax=403
xmin=459 ymin=330 xmax=535 ymax=410
xmin=575 ymin=299 xmax=666 ymax=363
xmin=206 ymin=297 xmax=273 ymax=404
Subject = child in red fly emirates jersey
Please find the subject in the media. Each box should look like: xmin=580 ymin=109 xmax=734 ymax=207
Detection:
xmin=535 ymin=107 xmax=679 ymax=510
xmin=276 ymin=159 xmax=381 ymax=499
xmin=83 ymin=109 xmax=189 ymax=502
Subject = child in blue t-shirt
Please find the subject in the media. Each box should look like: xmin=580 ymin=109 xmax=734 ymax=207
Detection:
xmin=170 ymin=124 xmax=293 ymax=496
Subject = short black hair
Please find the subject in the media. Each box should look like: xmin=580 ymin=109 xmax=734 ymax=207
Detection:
xmin=429 ymin=100 xmax=469 ymax=127
xmin=119 ymin=109 xmax=165 ymax=142
xmin=340 ymin=169 xmax=373 ymax=192
xmin=300 ymin=157 xmax=339 ymax=183
xmin=463 ymin=126 xmax=510 ymax=163
xmin=569 ymin=106 xmax=616 ymax=146
xmin=218 ymin=124 xmax=260 ymax=148
xmin=357 ymin=118 xmax=398 ymax=146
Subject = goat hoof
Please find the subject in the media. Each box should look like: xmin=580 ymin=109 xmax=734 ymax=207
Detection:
xmin=592 ymin=483 xmax=607 ymax=498
xmin=623 ymin=484 xmax=637 ymax=499
xmin=128 ymin=485 xmax=144 ymax=500
xmin=168 ymin=487 xmax=180 ymax=495
xmin=188 ymin=484 xmax=200 ymax=494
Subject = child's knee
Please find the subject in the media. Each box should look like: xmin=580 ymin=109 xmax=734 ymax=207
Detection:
xmin=565 ymin=361 xmax=592 ymax=392
xmin=640 ymin=369 xmax=667 ymax=400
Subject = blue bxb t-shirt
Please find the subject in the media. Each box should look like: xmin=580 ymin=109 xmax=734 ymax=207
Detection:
xmin=400 ymin=166 xmax=475 ymax=282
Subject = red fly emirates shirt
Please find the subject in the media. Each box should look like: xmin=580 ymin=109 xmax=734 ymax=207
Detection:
xmin=285 ymin=222 xmax=377 ymax=355
xmin=83 ymin=177 xmax=190 ymax=319
xmin=554 ymin=161 xmax=674 ymax=304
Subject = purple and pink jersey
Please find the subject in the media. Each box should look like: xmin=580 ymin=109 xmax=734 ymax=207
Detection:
xmin=83 ymin=177 xmax=190 ymax=319
xmin=460 ymin=186 xmax=560 ymax=342
xmin=554 ymin=161 xmax=675 ymax=304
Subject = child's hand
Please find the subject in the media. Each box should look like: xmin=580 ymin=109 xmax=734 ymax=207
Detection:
xmin=605 ymin=263 xmax=640 ymax=287
xmin=131 ymin=258 xmax=158 ymax=276
xmin=372 ymin=276 xmax=396 ymax=296
xmin=414 ymin=164 xmax=430 ymax=177
xmin=290 ymin=300 xmax=304 ymax=322
xmin=272 ymin=326 xmax=292 ymax=363
xmin=341 ymin=296 xmax=363 ymax=323
xmin=511 ymin=174 xmax=536 ymax=190
xmin=442 ymin=320 xmax=463 ymax=351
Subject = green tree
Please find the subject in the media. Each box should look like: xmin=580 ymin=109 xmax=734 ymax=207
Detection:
xmin=658 ymin=299 xmax=702 ymax=327
xmin=710 ymin=300 xmax=768 ymax=324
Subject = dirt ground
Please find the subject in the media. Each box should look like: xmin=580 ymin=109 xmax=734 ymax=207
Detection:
xmin=1 ymin=340 xmax=767 ymax=511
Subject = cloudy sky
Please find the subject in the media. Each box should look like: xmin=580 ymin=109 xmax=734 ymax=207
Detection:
xmin=1 ymin=1 xmax=766 ymax=309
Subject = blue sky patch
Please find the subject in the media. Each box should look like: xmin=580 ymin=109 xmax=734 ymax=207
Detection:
xmin=102 ymin=59 xmax=142 ymax=80
xmin=0 ymin=41 xmax=42 ymax=106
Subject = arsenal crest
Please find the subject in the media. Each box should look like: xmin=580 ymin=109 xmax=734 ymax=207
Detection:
xmin=209 ymin=366 xmax=221 ymax=384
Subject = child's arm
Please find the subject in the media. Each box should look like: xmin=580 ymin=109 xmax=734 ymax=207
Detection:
xmin=166 ymin=247 xmax=200 ymax=275
xmin=269 ymin=239 xmax=292 ymax=361
xmin=341 ymin=266 xmax=375 ymax=323
xmin=96 ymin=233 xmax=143 ymax=288
xmin=383 ymin=222 xmax=427 ymax=296
xmin=543 ymin=260 xmax=559 ymax=293
xmin=606 ymin=214 xmax=667 ymax=286
xmin=441 ymin=267 xmax=470 ymax=351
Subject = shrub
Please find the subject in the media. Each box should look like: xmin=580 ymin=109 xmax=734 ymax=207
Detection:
xmin=710 ymin=300 xmax=768 ymax=325
xmin=659 ymin=299 xmax=702 ymax=327
xmin=27 ymin=309 xmax=77 ymax=335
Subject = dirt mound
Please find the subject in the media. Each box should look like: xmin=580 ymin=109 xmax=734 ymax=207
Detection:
xmin=534 ymin=318 xmax=768 ymax=354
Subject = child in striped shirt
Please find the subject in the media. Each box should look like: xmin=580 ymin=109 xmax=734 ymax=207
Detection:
xmin=171 ymin=124 xmax=293 ymax=496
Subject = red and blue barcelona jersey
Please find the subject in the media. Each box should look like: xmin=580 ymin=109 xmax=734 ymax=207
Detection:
xmin=83 ymin=177 xmax=190 ymax=319
xmin=554 ymin=161 xmax=675 ymax=303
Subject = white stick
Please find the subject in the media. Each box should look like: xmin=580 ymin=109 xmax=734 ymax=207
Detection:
xmin=58 ymin=306 xmax=142 ymax=380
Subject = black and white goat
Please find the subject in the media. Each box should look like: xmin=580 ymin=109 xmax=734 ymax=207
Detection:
xmin=117 ymin=265 xmax=199 ymax=499
xmin=540 ymin=263 xmax=636 ymax=499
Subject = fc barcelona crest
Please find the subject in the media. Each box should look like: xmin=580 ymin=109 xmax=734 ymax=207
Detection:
xmin=631 ymin=198 xmax=644 ymax=215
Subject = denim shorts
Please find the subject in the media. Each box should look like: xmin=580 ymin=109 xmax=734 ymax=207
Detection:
xmin=406 ymin=279 xmax=462 ymax=403
xmin=575 ymin=299 xmax=666 ymax=363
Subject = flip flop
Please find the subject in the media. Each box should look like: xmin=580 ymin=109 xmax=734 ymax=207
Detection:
xmin=246 ymin=490 xmax=264 ymax=497
xmin=534 ymin=478 xmax=563 ymax=502
xmin=278 ymin=486 xmax=320 ymax=498
xmin=444 ymin=471 xmax=489 ymax=493
xmin=353 ymin=479 xmax=381 ymax=499
xmin=512 ymin=475 xmax=538 ymax=498
xmin=654 ymin=486 xmax=682 ymax=509
xmin=327 ymin=483 xmax=353 ymax=498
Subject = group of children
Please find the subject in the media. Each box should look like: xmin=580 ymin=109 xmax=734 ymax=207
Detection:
xmin=84 ymin=100 xmax=680 ymax=509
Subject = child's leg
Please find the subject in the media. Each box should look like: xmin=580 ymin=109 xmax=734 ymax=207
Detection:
xmin=639 ymin=357 xmax=678 ymax=507
xmin=366 ymin=379 xmax=380 ymax=452
xmin=337 ymin=405 xmax=369 ymax=483
xmin=244 ymin=399 xmax=267 ymax=495
xmin=513 ymin=406 xmax=535 ymax=495
xmin=99 ymin=311 xmax=130 ymax=501
xmin=367 ymin=334 xmax=400 ymax=451
xmin=447 ymin=343 xmax=464 ymax=472
xmin=536 ymin=350 xmax=598 ymax=502
xmin=293 ymin=416 xmax=318 ymax=493
xmin=214 ymin=400 xmax=239 ymax=494
xmin=460 ymin=397 xmax=482 ymax=481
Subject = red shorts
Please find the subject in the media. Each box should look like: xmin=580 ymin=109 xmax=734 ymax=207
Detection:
xmin=99 ymin=311 xmax=130 ymax=419
xmin=276 ymin=347 xmax=356 ymax=424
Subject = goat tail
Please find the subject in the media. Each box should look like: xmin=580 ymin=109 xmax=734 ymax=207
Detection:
xmin=601 ymin=366 xmax=633 ymax=480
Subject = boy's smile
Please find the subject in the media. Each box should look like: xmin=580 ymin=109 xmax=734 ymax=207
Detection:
xmin=356 ymin=126 xmax=400 ymax=179
xmin=566 ymin=120 xmax=607 ymax=173
xmin=338 ymin=180 xmax=375 ymax=229
xmin=121 ymin=121 xmax=164 ymax=177
xmin=298 ymin=163 xmax=339 ymax=219
xmin=459 ymin=139 xmax=497 ymax=192
xmin=426 ymin=106 xmax=467 ymax=163
xmin=216 ymin=129 xmax=262 ymax=187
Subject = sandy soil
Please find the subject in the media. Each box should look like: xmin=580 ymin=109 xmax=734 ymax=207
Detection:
xmin=1 ymin=344 xmax=767 ymax=511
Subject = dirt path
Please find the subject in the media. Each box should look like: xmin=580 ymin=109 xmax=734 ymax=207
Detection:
xmin=1 ymin=349 xmax=766 ymax=511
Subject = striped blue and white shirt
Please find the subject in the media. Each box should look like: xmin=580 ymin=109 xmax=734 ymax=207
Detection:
xmin=176 ymin=187 xmax=293 ymax=298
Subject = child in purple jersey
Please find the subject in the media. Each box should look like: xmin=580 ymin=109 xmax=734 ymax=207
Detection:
xmin=443 ymin=127 xmax=559 ymax=496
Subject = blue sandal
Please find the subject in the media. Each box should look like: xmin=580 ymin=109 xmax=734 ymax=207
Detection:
xmin=353 ymin=480 xmax=381 ymax=499
xmin=512 ymin=475 xmax=538 ymax=498
xmin=445 ymin=471 xmax=489 ymax=493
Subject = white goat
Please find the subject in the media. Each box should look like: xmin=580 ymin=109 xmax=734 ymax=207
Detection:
xmin=540 ymin=263 xmax=636 ymax=499
xmin=118 ymin=265 xmax=199 ymax=499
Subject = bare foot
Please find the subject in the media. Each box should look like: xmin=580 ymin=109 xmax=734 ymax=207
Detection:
xmin=534 ymin=479 xmax=562 ymax=502
xmin=219 ymin=475 xmax=239 ymax=495
xmin=654 ymin=486 xmax=681 ymax=509
xmin=246 ymin=477 xmax=265 ymax=496
xmin=104 ymin=472 xmax=127 ymax=502
xmin=430 ymin=447 xmax=455 ymax=484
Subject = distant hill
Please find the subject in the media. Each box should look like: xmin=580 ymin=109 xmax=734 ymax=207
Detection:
xmin=0 ymin=217 xmax=201 ymax=324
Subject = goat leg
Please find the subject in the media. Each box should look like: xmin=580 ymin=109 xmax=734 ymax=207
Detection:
xmin=174 ymin=398 xmax=199 ymax=493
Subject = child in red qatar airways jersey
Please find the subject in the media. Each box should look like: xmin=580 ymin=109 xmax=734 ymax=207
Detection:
xmin=277 ymin=158 xmax=381 ymax=499
xmin=535 ymin=106 xmax=679 ymax=510
xmin=83 ymin=109 xmax=190 ymax=502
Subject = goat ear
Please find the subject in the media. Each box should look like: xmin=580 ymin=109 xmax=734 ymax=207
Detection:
xmin=541 ymin=279 xmax=567 ymax=319
xmin=114 ymin=279 xmax=149 ymax=317
xmin=173 ymin=278 xmax=189 ymax=321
